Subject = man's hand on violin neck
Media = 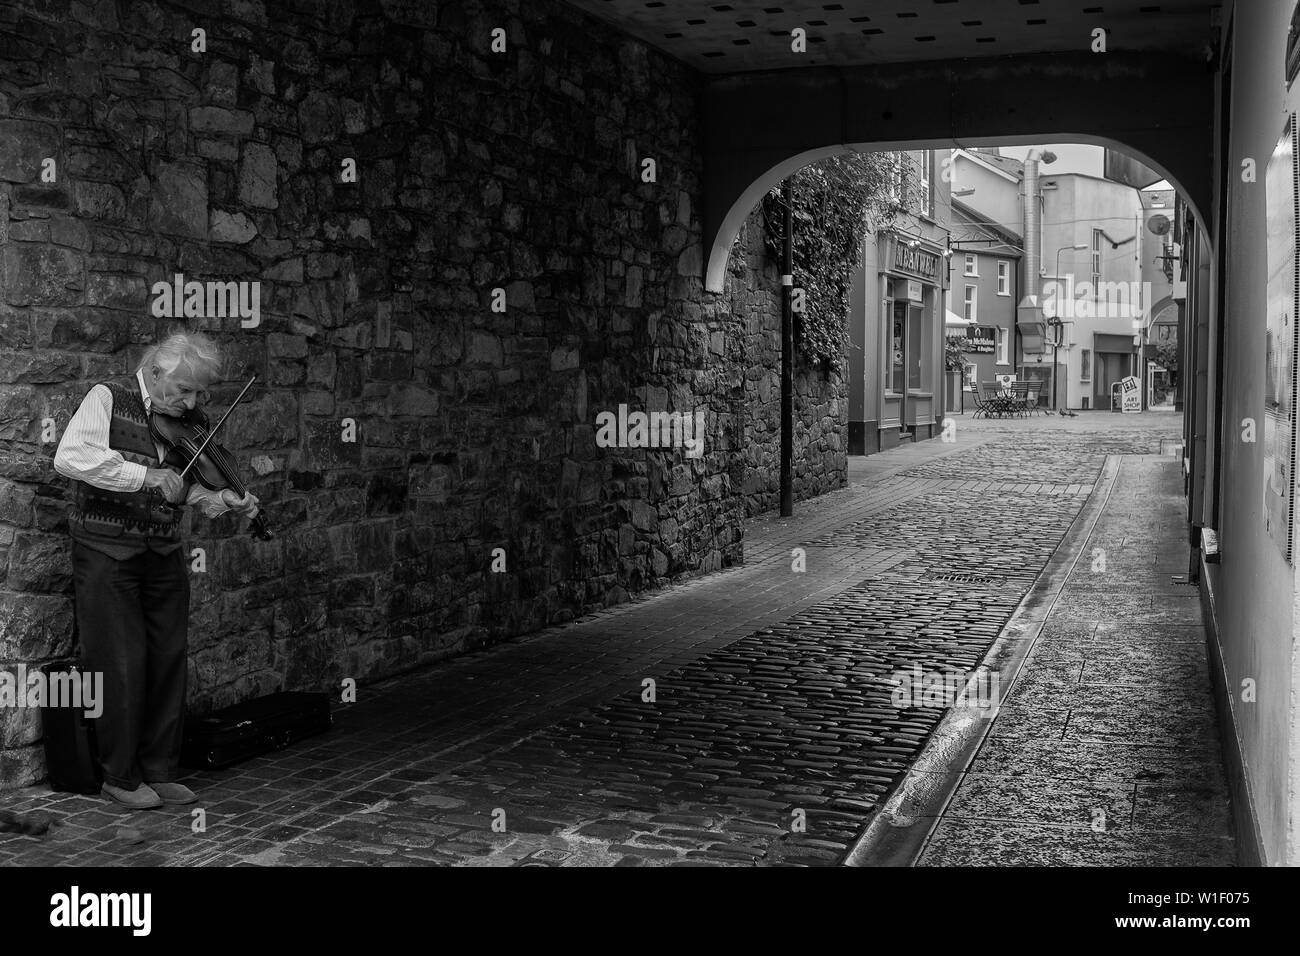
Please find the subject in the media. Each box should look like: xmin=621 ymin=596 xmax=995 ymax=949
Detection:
xmin=143 ymin=467 xmax=186 ymax=504
xmin=220 ymin=489 xmax=260 ymax=518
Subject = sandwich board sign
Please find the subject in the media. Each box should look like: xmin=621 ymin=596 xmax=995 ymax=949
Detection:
xmin=1119 ymin=375 xmax=1141 ymax=413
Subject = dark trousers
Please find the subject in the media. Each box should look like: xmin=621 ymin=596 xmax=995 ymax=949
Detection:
xmin=71 ymin=540 xmax=190 ymax=790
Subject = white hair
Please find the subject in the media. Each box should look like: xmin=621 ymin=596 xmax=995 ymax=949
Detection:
xmin=137 ymin=331 xmax=222 ymax=384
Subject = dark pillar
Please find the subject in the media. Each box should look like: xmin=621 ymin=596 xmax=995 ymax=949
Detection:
xmin=781 ymin=178 xmax=794 ymax=518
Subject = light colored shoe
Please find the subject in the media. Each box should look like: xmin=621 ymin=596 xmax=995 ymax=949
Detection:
xmin=102 ymin=783 xmax=163 ymax=810
xmin=147 ymin=781 xmax=197 ymax=805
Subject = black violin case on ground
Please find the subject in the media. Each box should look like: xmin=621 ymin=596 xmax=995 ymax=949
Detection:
xmin=39 ymin=660 xmax=104 ymax=795
xmin=181 ymin=691 xmax=332 ymax=770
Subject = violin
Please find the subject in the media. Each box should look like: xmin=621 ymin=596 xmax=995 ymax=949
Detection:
xmin=147 ymin=375 xmax=274 ymax=541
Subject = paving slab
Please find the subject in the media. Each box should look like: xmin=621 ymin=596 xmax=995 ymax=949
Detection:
xmin=918 ymin=450 xmax=1236 ymax=866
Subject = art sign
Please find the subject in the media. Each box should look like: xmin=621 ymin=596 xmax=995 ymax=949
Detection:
xmin=1119 ymin=375 xmax=1141 ymax=413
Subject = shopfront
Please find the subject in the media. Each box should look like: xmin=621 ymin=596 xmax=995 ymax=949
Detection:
xmin=878 ymin=233 xmax=946 ymax=450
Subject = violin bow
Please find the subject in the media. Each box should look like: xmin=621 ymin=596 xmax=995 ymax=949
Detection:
xmin=175 ymin=374 xmax=259 ymax=483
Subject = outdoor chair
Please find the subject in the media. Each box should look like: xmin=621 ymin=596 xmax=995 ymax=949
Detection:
xmin=1024 ymin=382 xmax=1044 ymax=415
xmin=980 ymin=382 xmax=1010 ymax=418
xmin=1008 ymin=382 xmax=1030 ymax=417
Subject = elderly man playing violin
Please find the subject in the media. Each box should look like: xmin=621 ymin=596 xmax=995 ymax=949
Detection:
xmin=53 ymin=331 xmax=259 ymax=810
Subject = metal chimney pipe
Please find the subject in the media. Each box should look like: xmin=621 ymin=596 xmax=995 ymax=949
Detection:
xmin=1023 ymin=152 xmax=1041 ymax=299
xmin=1022 ymin=148 xmax=1057 ymax=300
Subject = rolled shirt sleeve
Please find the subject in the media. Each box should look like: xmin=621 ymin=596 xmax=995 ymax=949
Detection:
xmin=53 ymin=384 xmax=149 ymax=492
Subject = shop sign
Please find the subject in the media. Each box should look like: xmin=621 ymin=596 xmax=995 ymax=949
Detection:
xmin=963 ymin=326 xmax=995 ymax=354
xmin=892 ymin=240 xmax=939 ymax=281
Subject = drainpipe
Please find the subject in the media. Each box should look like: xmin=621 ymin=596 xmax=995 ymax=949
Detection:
xmin=1013 ymin=251 xmax=1022 ymax=384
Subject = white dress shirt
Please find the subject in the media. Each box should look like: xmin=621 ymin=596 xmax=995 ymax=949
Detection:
xmin=53 ymin=368 xmax=231 ymax=518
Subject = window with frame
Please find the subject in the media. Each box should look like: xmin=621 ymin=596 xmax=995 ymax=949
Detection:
xmin=996 ymin=326 xmax=1009 ymax=365
xmin=997 ymin=260 xmax=1010 ymax=295
xmin=1091 ymin=229 xmax=1102 ymax=287
xmin=919 ymin=150 xmax=933 ymax=217
xmin=963 ymin=284 xmax=977 ymax=321
xmin=1081 ymin=348 xmax=1092 ymax=381
xmin=964 ymin=254 xmax=978 ymax=277
xmin=888 ymin=153 xmax=904 ymax=205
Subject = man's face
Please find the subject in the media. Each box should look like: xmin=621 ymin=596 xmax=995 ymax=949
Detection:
xmin=149 ymin=366 xmax=210 ymax=417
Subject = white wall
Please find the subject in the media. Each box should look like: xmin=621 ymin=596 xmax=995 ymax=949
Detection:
xmin=951 ymin=153 xmax=1021 ymax=234
xmin=1216 ymin=0 xmax=1300 ymax=866
xmin=1040 ymin=175 xmax=1145 ymax=408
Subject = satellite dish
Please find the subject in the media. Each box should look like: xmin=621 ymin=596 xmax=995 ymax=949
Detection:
xmin=1147 ymin=214 xmax=1171 ymax=235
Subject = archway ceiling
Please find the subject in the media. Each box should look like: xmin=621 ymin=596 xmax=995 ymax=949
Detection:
xmin=563 ymin=0 xmax=1222 ymax=73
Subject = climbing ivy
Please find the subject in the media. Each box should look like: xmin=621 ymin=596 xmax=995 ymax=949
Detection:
xmin=762 ymin=152 xmax=906 ymax=369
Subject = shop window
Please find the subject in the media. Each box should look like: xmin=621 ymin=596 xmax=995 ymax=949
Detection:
xmin=890 ymin=305 xmax=905 ymax=393
xmin=996 ymin=326 xmax=1009 ymax=365
xmin=997 ymin=260 xmax=1010 ymax=295
xmin=908 ymin=307 xmax=923 ymax=390
xmin=1081 ymin=348 xmax=1092 ymax=381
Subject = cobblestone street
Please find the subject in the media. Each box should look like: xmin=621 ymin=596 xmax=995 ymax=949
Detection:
xmin=1 ymin=411 xmax=1232 ymax=867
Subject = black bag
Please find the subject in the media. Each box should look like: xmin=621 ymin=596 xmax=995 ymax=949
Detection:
xmin=40 ymin=660 xmax=103 ymax=795
xmin=181 ymin=691 xmax=332 ymax=770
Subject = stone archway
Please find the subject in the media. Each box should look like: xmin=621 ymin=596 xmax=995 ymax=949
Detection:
xmin=700 ymin=52 xmax=1214 ymax=293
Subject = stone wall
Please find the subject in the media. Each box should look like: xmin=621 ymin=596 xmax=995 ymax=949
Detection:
xmin=0 ymin=0 xmax=845 ymax=786
xmin=730 ymin=214 xmax=849 ymax=516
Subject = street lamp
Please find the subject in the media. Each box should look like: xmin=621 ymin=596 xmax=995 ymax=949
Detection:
xmin=1048 ymin=243 xmax=1088 ymax=410
xmin=1054 ymin=243 xmax=1088 ymax=289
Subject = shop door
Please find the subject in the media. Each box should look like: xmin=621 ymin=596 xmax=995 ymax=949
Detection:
xmin=1094 ymin=352 xmax=1130 ymax=409
xmin=891 ymin=300 xmax=923 ymax=431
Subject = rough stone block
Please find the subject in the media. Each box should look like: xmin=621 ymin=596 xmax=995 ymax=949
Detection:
xmin=0 ymin=745 xmax=44 ymax=789
xmin=73 ymin=181 xmax=127 ymax=221
xmin=385 ymin=384 xmax=439 ymax=416
xmin=0 ymin=119 xmax=60 ymax=183
xmin=238 ymin=142 xmax=278 ymax=209
xmin=86 ymin=273 xmax=148 ymax=311
xmin=298 ymin=90 xmax=340 ymax=143
xmin=267 ymin=332 xmax=308 ymax=359
xmin=2 ymin=244 xmax=82 ymax=307
xmin=5 ymin=531 xmax=69 ymax=592
xmin=210 ymin=208 xmax=257 ymax=243
xmin=408 ymin=462 xmax=451 ymax=502
xmin=207 ymin=59 xmax=240 ymax=107
xmin=0 ymin=350 xmax=80 ymax=385
xmin=465 ymin=331 xmax=502 ymax=367
xmin=0 ymin=706 xmax=41 ymax=749
xmin=188 ymin=106 xmax=255 ymax=136
xmin=238 ymin=390 xmax=298 ymax=447
xmin=0 ymin=385 xmax=37 ymax=441
xmin=304 ymin=417 xmax=363 ymax=468
xmin=147 ymin=161 xmax=208 ymax=239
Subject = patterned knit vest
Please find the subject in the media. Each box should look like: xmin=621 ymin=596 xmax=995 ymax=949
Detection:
xmin=69 ymin=382 xmax=193 ymax=559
